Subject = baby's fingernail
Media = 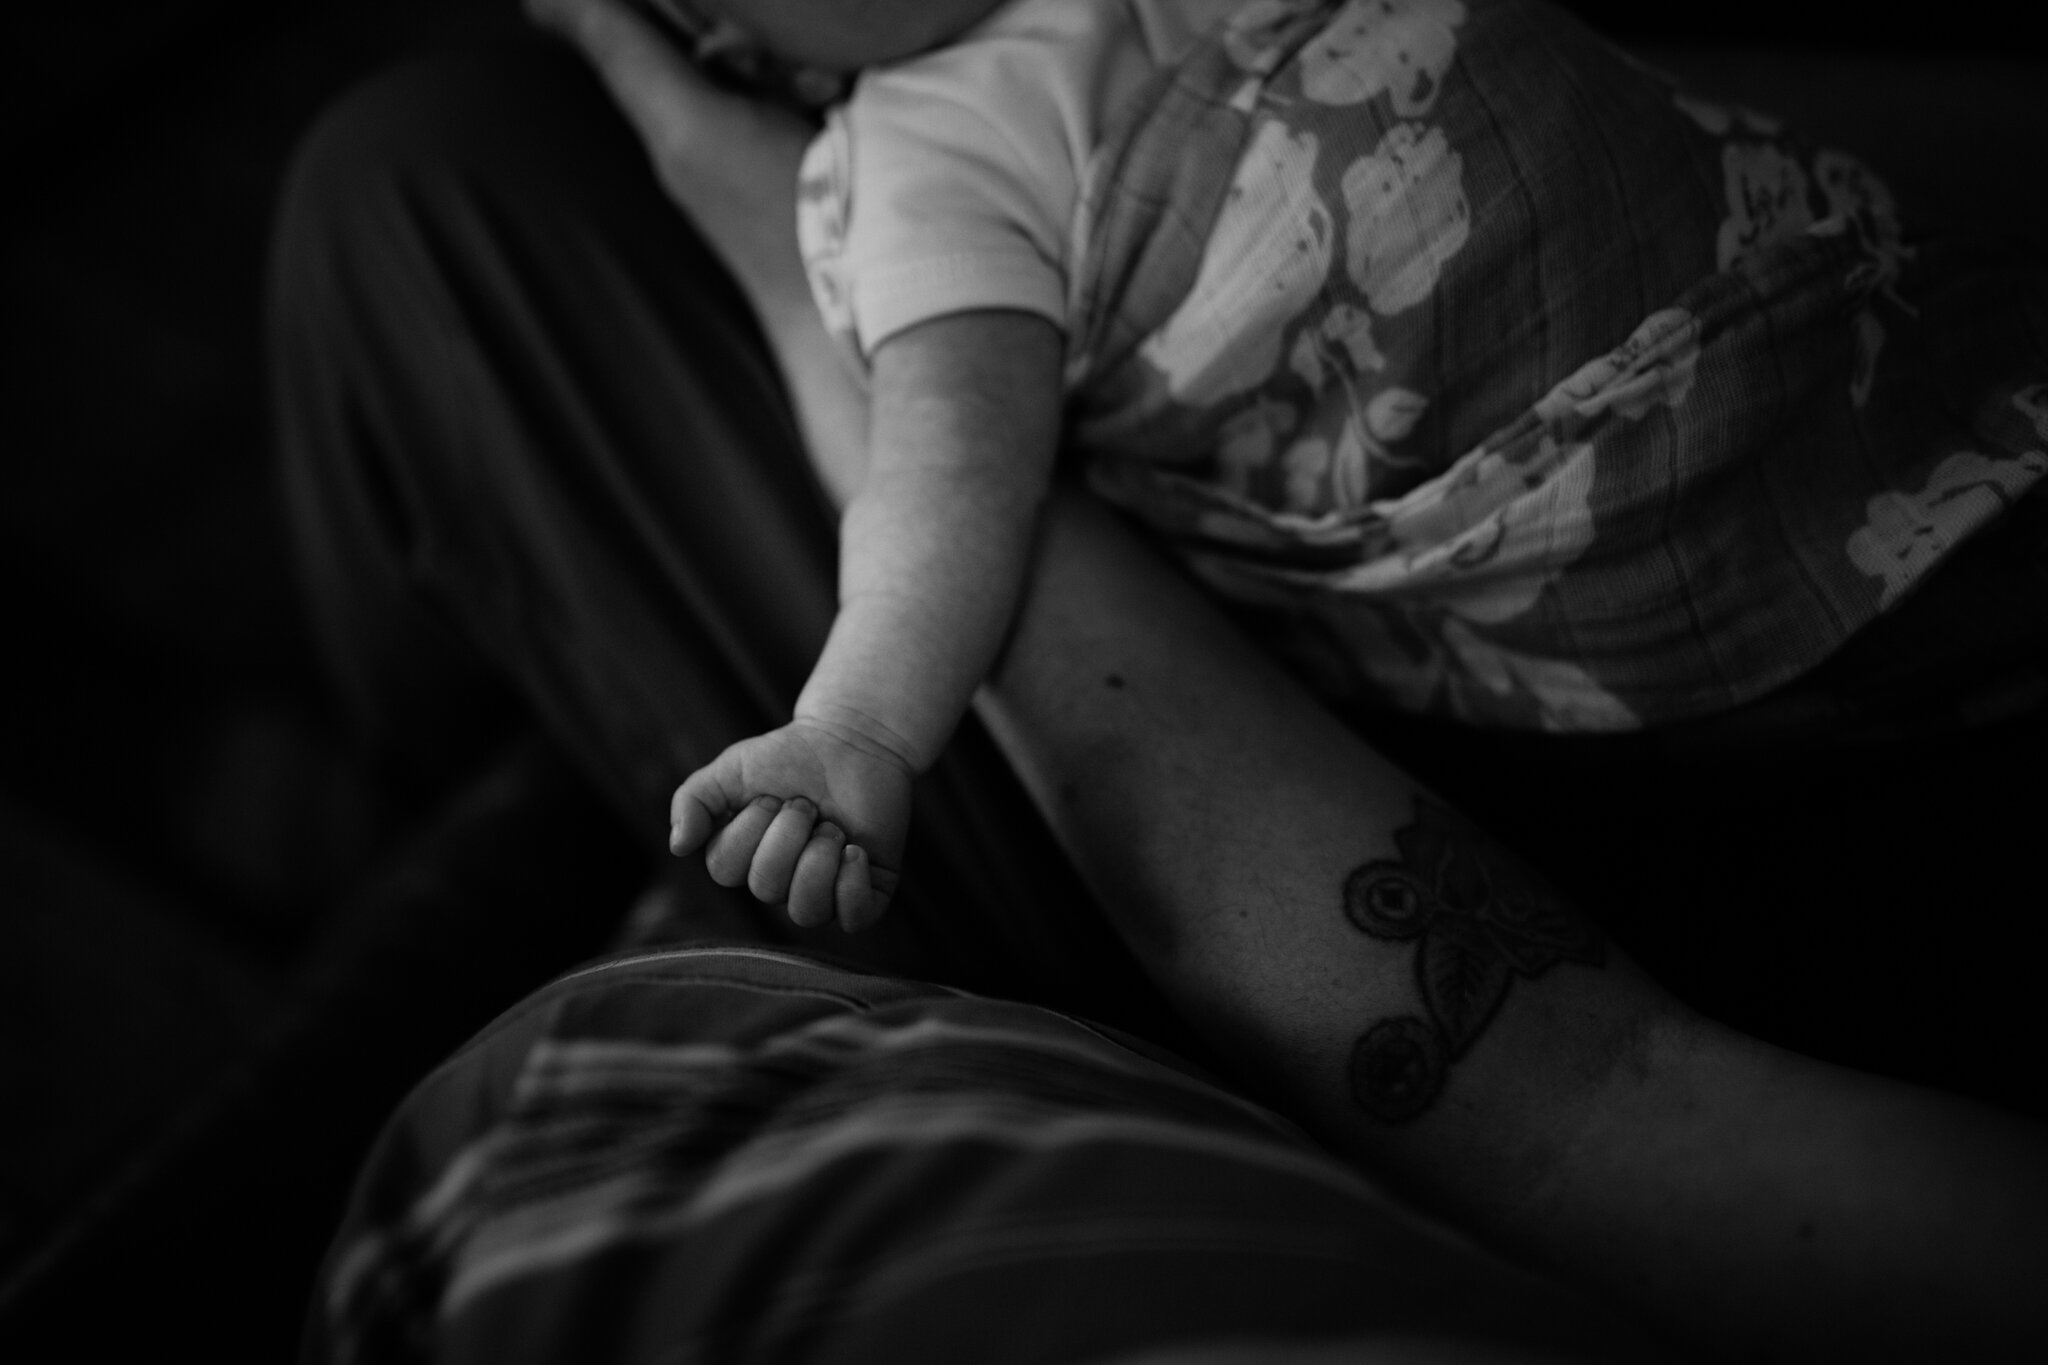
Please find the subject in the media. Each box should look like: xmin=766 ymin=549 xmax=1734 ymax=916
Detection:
xmin=668 ymin=823 xmax=684 ymax=855
xmin=843 ymin=844 xmax=860 ymax=863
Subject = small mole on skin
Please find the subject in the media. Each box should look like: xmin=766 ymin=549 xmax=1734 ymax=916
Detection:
xmin=1105 ymin=673 xmax=1126 ymax=690
xmin=1797 ymin=1221 xmax=1817 ymax=1243
xmin=1058 ymin=781 xmax=1080 ymax=806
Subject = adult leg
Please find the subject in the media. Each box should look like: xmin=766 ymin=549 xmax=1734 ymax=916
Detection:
xmin=270 ymin=39 xmax=832 ymax=816
xmin=1333 ymin=481 xmax=2048 ymax=1119
xmin=268 ymin=40 xmax=1182 ymax=1041
xmin=976 ymin=489 xmax=2048 ymax=1364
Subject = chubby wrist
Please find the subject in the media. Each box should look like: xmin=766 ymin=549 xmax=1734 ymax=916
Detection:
xmin=789 ymin=695 xmax=932 ymax=776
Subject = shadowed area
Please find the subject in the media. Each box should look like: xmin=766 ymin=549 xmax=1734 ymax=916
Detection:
xmin=1 ymin=2 xmax=2039 ymax=1359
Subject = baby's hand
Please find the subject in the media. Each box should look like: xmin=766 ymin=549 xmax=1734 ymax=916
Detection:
xmin=669 ymin=720 xmax=913 ymax=932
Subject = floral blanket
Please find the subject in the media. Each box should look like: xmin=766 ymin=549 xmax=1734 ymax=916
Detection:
xmin=1065 ymin=0 xmax=2048 ymax=730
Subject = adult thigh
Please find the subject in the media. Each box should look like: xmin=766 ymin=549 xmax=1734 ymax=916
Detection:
xmin=267 ymin=41 xmax=1181 ymax=1040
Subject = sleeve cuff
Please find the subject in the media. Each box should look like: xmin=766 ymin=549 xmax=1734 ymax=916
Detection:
xmin=852 ymin=252 xmax=1068 ymax=357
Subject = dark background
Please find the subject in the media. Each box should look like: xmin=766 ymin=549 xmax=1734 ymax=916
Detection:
xmin=1 ymin=3 xmax=2040 ymax=1360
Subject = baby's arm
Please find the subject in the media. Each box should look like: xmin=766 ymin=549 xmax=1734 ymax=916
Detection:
xmin=670 ymin=310 xmax=1064 ymax=931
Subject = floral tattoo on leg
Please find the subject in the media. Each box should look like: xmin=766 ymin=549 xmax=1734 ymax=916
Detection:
xmin=1345 ymin=797 xmax=1604 ymax=1122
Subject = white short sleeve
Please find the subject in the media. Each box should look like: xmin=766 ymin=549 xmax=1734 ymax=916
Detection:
xmin=797 ymin=13 xmax=1095 ymax=359
xmin=794 ymin=0 xmax=1233 ymax=364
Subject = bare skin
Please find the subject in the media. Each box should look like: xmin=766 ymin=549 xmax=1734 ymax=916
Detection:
xmin=669 ymin=309 xmax=1064 ymax=930
xmin=978 ymin=484 xmax=2048 ymax=1364
xmin=536 ymin=0 xmax=1055 ymax=932
xmin=534 ymin=3 xmax=2048 ymax=1358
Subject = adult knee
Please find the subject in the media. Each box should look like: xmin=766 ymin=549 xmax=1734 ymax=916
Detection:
xmin=265 ymin=45 xmax=626 ymax=691
xmin=270 ymin=42 xmax=623 ymax=322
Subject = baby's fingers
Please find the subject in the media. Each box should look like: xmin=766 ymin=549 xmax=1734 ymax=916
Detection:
xmin=670 ymin=783 xmax=722 ymax=859
xmin=786 ymin=822 xmax=847 ymax=929
xmin=747 ymin=798 xmax=818 ymax=907
xmin=703 ymin=796 xmax=779 ymax=887
xmin=835 ymin=846 xmax=899 ymax=934
xmin=672 ymin=755 xmax=755 ymax=858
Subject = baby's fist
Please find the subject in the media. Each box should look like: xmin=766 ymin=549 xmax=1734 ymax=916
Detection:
xmin=668 ymin=721 xmax=913 ymax=931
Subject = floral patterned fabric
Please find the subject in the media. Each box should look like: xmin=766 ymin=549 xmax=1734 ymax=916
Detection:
xmin=1065 ymin=0 xmax=2048 ymax=730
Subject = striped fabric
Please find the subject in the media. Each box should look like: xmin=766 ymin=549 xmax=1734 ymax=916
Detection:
xmin=305 ymin=947 xmax=1639 ymax=1363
